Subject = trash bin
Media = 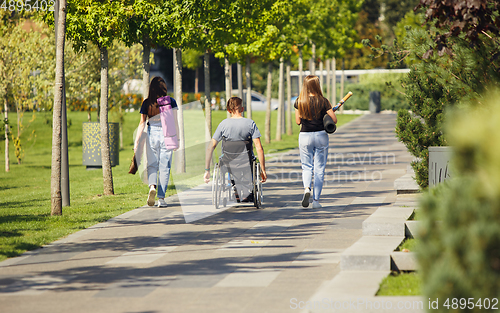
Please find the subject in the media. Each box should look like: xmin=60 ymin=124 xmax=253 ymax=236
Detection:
xmin=82 ymin=122 xmax=119 ymax=170
xmin=369 ymin=91 xmax=381 ymax=113
xmin=429 ymin=146 xmax=452 ymax=187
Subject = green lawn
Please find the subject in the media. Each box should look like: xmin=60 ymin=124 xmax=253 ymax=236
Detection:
xmin=377 ymin=272 xmax=421 ymax=296
xmin=397 ymin=238 xmax=417 ymax=252
xmin=0 ymin=109 xmax=359 ymax=261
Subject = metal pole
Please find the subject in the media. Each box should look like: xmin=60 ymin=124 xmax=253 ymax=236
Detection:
xmin=55 ymin=0 xmax=70 ymax=206
xmin=340 ymin=58 xmax=345 ymax=114
xmin=237 ymin=62 xmax=243 ymax=100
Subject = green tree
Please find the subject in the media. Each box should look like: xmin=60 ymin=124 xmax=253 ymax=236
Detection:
xmin=383 ymin=0 xmax=420 ymax=29
xmin=183 ymin=48 xmax=203 ymax=94
xmin=0 ymin=12 xmax=16 ymax=172
xmin=108 ymin=41 xmax=143 ymax=149
xmin=0 ymin=17 xmax=54 ymax=169
xmin=65 ymin=41 xmax=100 ymax=121
xmin=346 ymin=4 xmax=388 ymax=69
xmin=125 ymin=0 xmax=178 ymax=99
xmin=363 ymin=0 xmax=380 ymax=23
xmin=392 ymin=1 xmax=500 ymax=188
xmin=65 ymin=0 xmax=133 ymax=195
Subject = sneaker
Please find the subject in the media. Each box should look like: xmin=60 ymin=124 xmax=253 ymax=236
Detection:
xmin=147 ymin=186 xmax=156 ymax=206
xmin=302 ymin=188 xmax=311 ymax=207
xmin=157 ymin=199 xmax=167 ymax=208
xmin=312 ymin=200 xmax=322 ymax=209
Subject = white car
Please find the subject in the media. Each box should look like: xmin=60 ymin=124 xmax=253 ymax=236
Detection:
xmin=233 ymin=91 xmax=279 ymax=111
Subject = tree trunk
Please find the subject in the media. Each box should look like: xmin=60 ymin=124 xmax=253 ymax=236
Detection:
xmin=55 ymin=0 xmax=69 ymax=207
xmin=311 ymin=43 xmax=316 ymax=75
xmin=99 ymin=46 xmax=114 ymax=196
xmin=340 ymin=58 xmax=345 ymax=113
xmin=16 ymin=106 xmax=20 ymax=165
xmin=174 ymin=48 xmax=186 ymax=173
xmin=265 ymin=62 xmax=272 ymax=144
xmin=194 ymin=67 xmax=199 ymax=94
xmin=326 ymin=59 xmax=331 ymax=103
xmin=286 ymin=60 xmax=292 ymax=136
xmin=119 ymin=104 xmax=123 ymax=149
xmin=204 ymin=51 xmax=211 ymax=144
xmin=237 ymin=62 xmax=243 ymax=101
xmin=331 ymin=57 xmax=336 ymax=104
xmin=142 ymin=38 xmax=151 ymax=100
xmin=4 ymin=97 xmax=9 ymax=172
xmin=51 ymin=0 xmax=67 ymax=216
xmin=298 ymin=49 xmax=303 ymax=90
xmin=224 ymin=55 xmax=231 ymax=118
xmin=276 ymin=57 xmax=284 ymax=141
xmin=319 ymin=60 xmax=323 ymax=92
xmin=245 ymin=55 xmax=252 ymax=120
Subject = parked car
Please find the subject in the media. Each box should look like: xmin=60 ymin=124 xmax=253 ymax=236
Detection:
xmin=233 ymin=91 xmax=279 ymax=111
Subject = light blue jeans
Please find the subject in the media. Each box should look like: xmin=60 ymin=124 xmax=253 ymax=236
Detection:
xmin=146 ymin=124 xmax=173 ymax=199
xmin=299 ymin=131 xmax=329 ymax=201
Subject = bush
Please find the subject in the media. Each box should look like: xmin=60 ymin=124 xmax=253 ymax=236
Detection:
xmin=418 ymin=93 xmax=500 ymax=312
xmin=394 ymin=22 xmax=500 ymax=189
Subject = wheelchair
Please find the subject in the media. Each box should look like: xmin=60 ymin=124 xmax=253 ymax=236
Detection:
xmin=212 ymin=138 xmax=263 ymax=210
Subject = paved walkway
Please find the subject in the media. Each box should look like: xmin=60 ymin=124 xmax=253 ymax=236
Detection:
xmin=0 ymin=114 xmax=421 ymax=313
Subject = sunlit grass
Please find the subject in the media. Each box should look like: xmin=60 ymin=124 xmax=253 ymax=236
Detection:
xmin=377 ymin=272 xmax=421 ymax=296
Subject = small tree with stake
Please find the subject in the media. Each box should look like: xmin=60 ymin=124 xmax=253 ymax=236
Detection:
xmin=64 ymin=0 xmax=132 ymax=196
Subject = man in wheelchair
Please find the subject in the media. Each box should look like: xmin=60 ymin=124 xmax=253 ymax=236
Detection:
xmin=204 ymin=97 xmax=267 ymax=203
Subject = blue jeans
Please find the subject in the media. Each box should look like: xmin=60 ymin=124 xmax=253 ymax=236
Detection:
xmin=146 ymin=125 xmax=173 ymax=199
xmin=299 ymin=131 xmax=329 ymax=201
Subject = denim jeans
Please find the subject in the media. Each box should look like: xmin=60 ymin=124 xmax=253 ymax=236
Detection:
xmin=299 ymin=131 xmax=329 ymax=201
xmin=146 ymin=124 xmax=173 ymax=199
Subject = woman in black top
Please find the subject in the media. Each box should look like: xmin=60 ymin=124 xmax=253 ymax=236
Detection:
xmin=294 ymin=75 xmax=337 ymax=209
xmin=133 ymin=77 xmax=179 ymax=207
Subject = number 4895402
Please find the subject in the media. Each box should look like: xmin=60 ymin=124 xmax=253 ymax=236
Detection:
xmin=1 ymin=0 xmax=55 ymax=11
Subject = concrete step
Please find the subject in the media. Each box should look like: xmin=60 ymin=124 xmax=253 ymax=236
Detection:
xmin=405 ymin=221 xmax=420 ymax=239
xmin=362 ymin=207 xmax=415 ymax=236
xmin=305 ymin=270 xmax=390 ymax=301
xmin=394 ymin=174 xmax=420 ymax=194
xmin=394 ymin=165 xmax=420 ymax=194
xmin=391 ymin=251 xmax=418 ymax=271
xmin=341 ymin=236 xmax=404 ymax=271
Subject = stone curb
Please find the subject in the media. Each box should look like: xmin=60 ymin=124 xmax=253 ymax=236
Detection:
xmin=391 ymin=251 xmax=418 ymax=271
xmin=362 ymin=207 xmax=415 ymax=236
xmin=394 ymin=166 xmax=420 ymax=194
xmin=340 ymin=236 xmax=405 ymax=271
xmin=405 ymin=220 xmax=420 ymax=239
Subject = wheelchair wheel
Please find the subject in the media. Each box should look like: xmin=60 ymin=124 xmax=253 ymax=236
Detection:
xmin=253 ymin=162 xmax=263 ymax=209
xmin=212 ymin=164 xmax=224 ymax=209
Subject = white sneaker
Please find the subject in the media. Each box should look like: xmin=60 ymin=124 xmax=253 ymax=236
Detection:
xmin=157 ymin=199 xmax=167 ymax=208
xmin=302 ymin=188 xmax=311 ymax=207
xmin=312 ymin=201 xmax=322 ymax=209
xmin=147 ymin=186 xmax=156 ymax=206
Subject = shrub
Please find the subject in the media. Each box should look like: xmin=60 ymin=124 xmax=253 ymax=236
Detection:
xmin=418 ymin=93 xmax=500 ymax=311
xmin=394 ymin=21 xmax=500 ymax=188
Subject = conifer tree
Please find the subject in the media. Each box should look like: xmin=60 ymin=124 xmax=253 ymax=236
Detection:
xmin=418 ymin=93 xmax=500 ymax=310
xmin=393 ymin=8 xmax=500 ymax=188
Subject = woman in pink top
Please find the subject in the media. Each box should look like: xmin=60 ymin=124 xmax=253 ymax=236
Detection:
xmin=134 ymin=77 xmax=179 ymax=207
